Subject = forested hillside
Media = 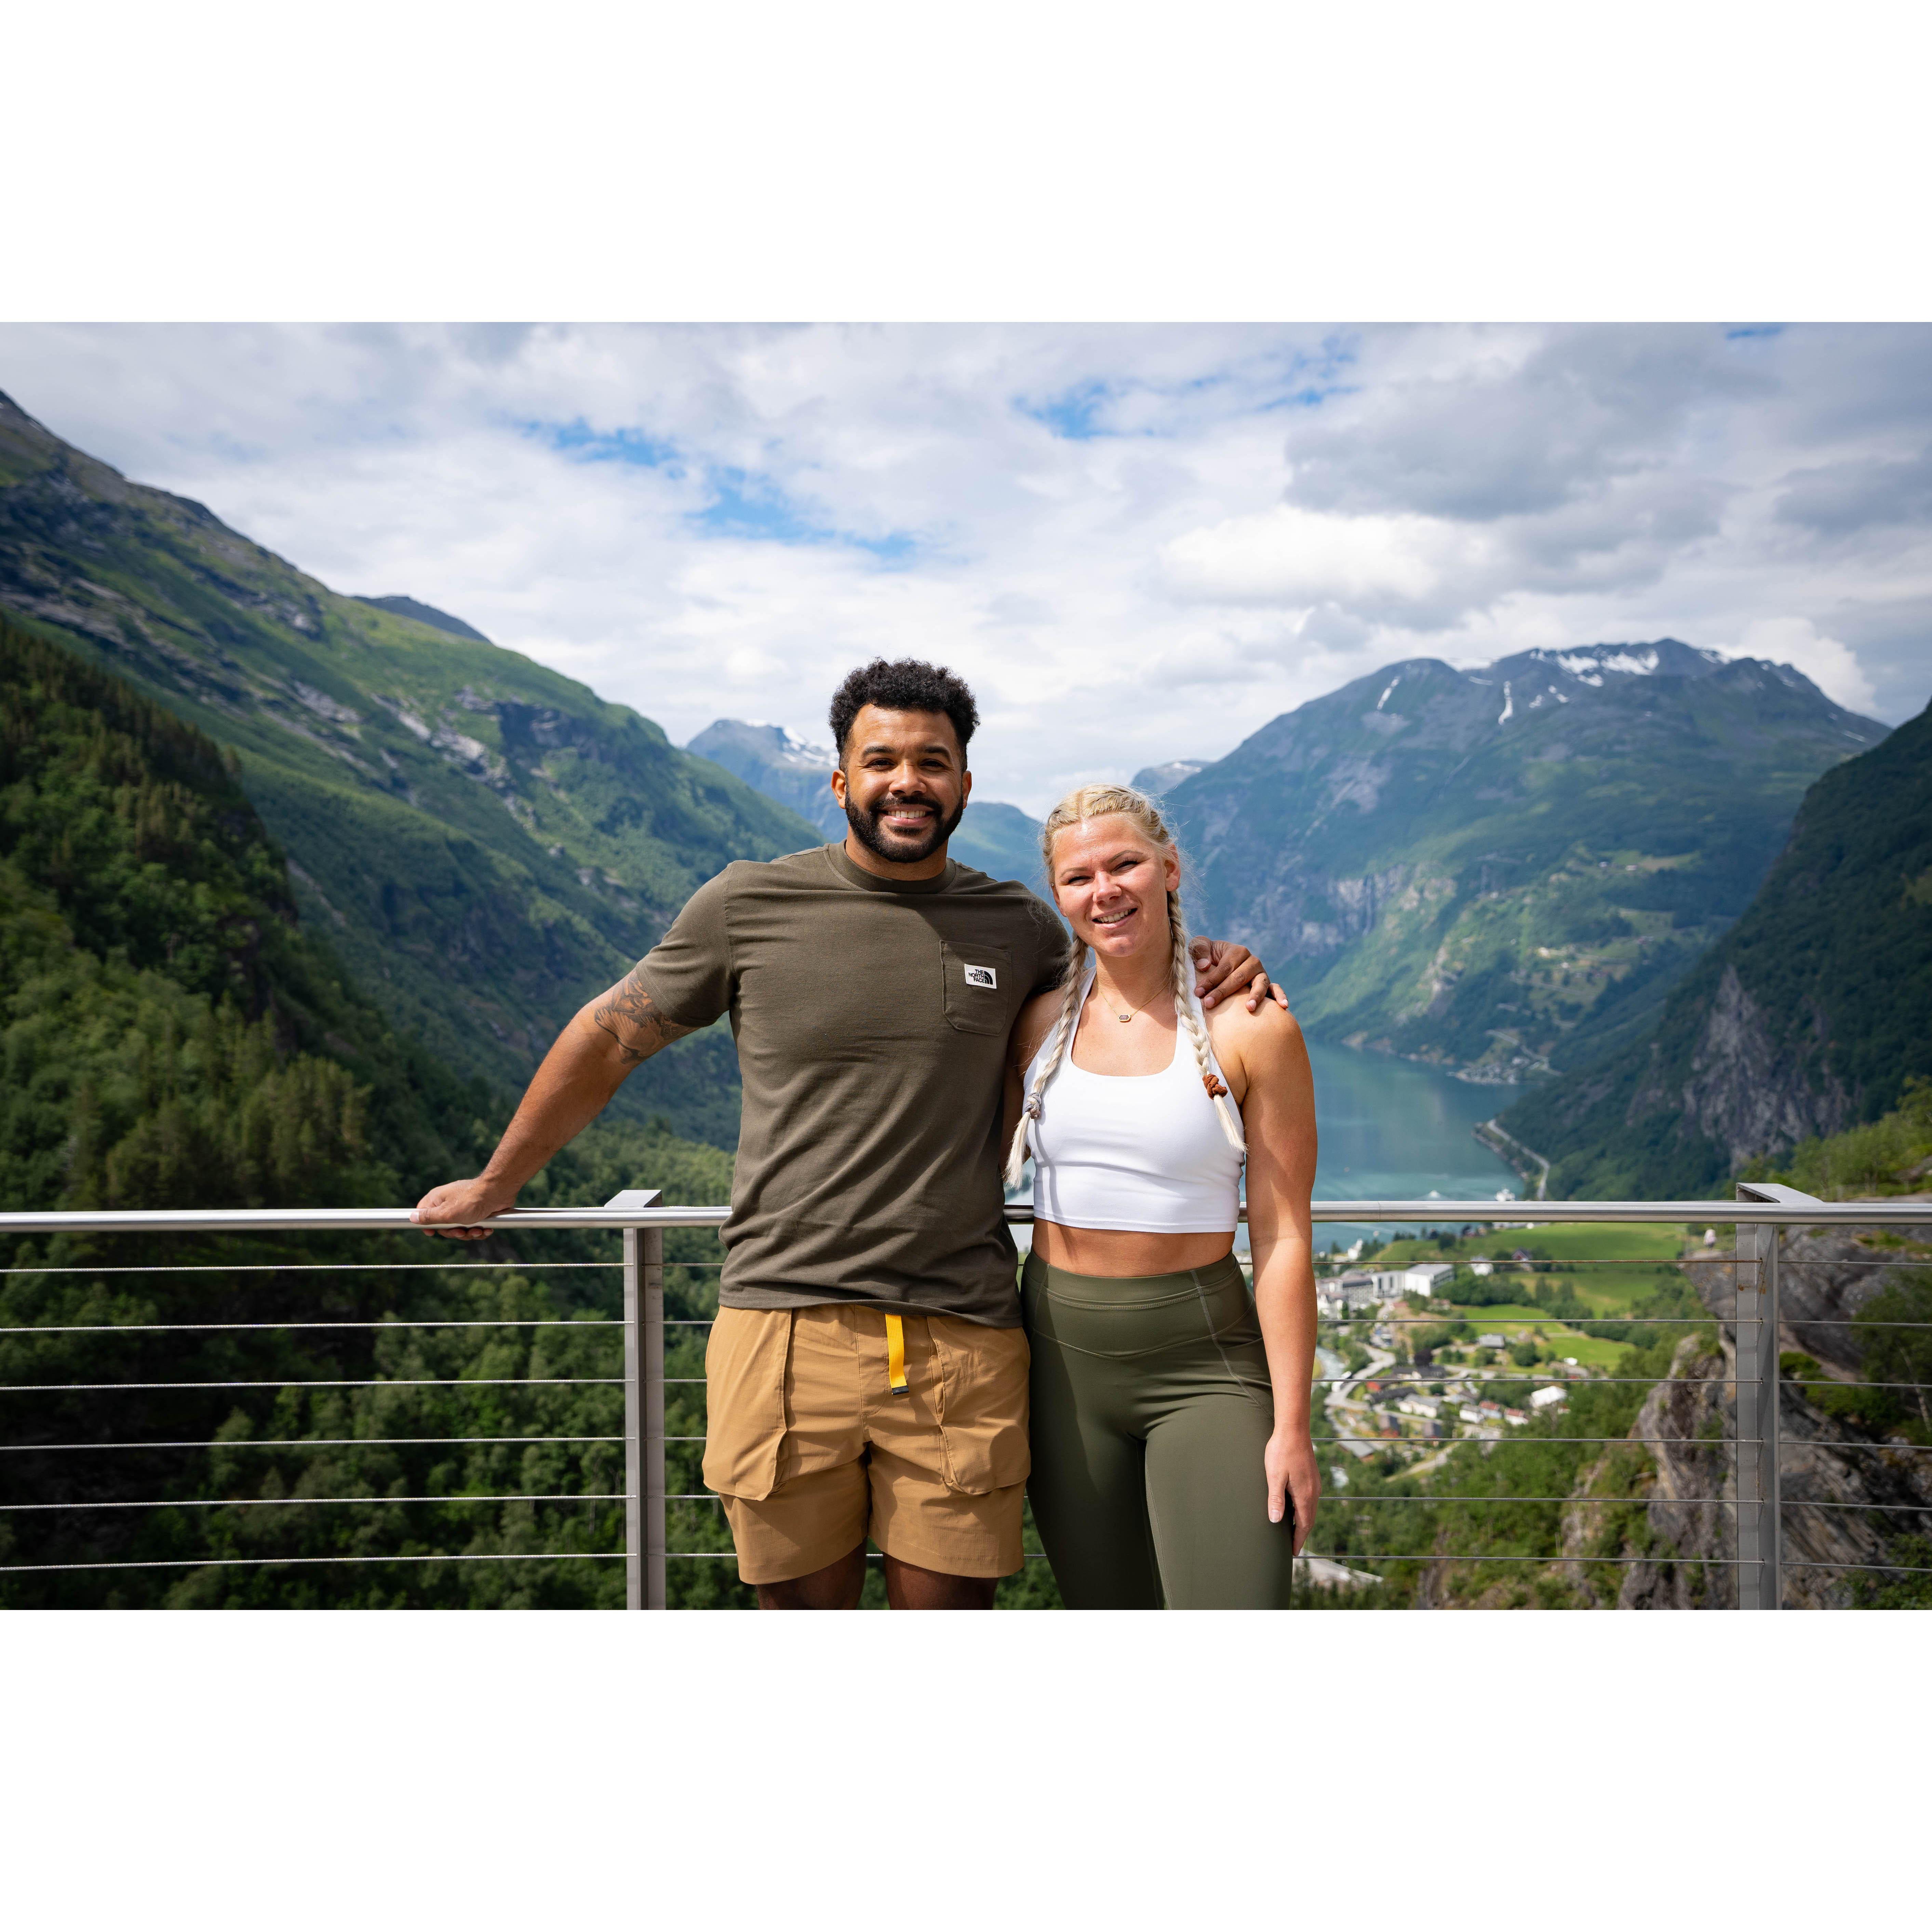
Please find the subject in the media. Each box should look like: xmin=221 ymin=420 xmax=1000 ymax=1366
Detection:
xmin=0 ymin=614 xmax=479 ymax=1208
xmin=0 ymin=615 xmax=744 ymax=1607
xmin=1501 ymin=698 xmax=1932 ymax=1198
xmin=1163 ymin=641 xmax=1886 ymax=1082
xmin=0 ymin=389 xmax=816 ymax=1146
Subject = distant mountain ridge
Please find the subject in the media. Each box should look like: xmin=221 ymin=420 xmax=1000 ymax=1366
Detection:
xmin=0 ymin=389 xmax=819 ymax=1145
xmin=686 ymin=716 xmax=1046 ymax=886
xmin=1500 ymin=697 xmax=1932 ymax=1196
xmin=1160 ymin=639 xmax=1887 ymax=1082
xmin=686 ymin=719 xmax=846 ymax=837
xmin=1131 ymin=759 xmax=1207 ymax=798
xmin=352 ymin=594 xmax=492 ymax=643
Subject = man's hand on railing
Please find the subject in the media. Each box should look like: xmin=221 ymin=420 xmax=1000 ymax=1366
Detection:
xmin=411 ymin=1179 xmax=518 ymax=1241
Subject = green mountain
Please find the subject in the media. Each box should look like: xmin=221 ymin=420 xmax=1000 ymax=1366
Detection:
xmin=0 ymin=390 xmax=820 ymax=1146
xmin=1500 ymin=698 xmax=1932 ymax=1197
xmin=1163 ymin=641 xmax=1887 ymax=1082
xmin=952 ymin=801 xmax=1047 ymax=889
xmin=685 ymin=716 xmax=1046 ymax=885
xmin=0 ymin=610 xmax=745 ymax=1608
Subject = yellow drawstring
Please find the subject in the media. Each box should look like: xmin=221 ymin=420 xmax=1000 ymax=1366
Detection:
xmin=884 ymin=1313 xmax=909 ymax=1394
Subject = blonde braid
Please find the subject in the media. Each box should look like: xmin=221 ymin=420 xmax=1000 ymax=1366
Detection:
xmin=1167 ymin=891 xmax=1247 ymax=1156
xmin=1004 ymin=938 xmax=1088 ymax=1189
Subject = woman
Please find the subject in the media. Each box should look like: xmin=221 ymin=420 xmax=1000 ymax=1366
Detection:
xmin=1004 ymin=784 xmax=1319 ymax=1608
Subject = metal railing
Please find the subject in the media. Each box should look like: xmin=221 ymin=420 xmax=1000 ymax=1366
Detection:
xmin=2 ymin=1186 xmax=1927 ymax=1609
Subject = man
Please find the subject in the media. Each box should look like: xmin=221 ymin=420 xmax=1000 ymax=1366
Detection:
xmin=413 ymin=658 xmax=1275 ymax=1609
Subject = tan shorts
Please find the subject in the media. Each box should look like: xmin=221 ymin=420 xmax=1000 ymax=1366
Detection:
xmin=702 ymin=1302 xmax=1030 ymax=1585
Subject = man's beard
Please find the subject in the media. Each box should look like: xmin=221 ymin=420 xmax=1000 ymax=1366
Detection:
xmin=844 ymin=792 xmax=966 ymax=864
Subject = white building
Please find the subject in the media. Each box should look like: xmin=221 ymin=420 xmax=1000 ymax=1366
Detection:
xmin=1397 ymin=1395 xmax=1441 ymax=1420
xmin=1326 ymin=1269 xmax=1382 ymax=1311
xmin=1529 ymin=1384 xmax=1568 ymax=1411
xmin=1402 ymin=1262 xmax=1454 ymax=1298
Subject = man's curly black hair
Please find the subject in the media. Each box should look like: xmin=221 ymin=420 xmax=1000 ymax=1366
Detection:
xmin=829 ymin=658 xmax=979 ymax=762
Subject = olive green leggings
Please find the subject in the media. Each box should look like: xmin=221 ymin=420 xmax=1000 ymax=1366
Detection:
xmin=1022 ymin=1252 xmax=1295 ymax=1610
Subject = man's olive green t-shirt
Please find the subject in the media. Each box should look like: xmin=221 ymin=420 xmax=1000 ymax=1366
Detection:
xmin=633 ymin=844 xmax=1070 ymax=1326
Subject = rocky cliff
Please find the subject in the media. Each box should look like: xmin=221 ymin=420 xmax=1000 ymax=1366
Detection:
xmin=1556 ymin=1216 xmax=1932 ymax=1609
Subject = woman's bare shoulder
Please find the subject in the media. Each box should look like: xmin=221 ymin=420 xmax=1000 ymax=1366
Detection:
xmin=1205 ymin=991 xmax=1307 ymax=1071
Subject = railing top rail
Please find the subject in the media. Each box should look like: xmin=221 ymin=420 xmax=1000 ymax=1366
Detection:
xmin=1306 ymin=1199 xmax=1928 ymax=1225
xmin=0 ymin=1197 xmax=1924 ymax=1236
xmin=0 ymin=1206 xmax=731 ymax=1235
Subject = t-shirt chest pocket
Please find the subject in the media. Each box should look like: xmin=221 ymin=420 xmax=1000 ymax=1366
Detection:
xmin=940 ymin=941 xmax=1013 ymax=1035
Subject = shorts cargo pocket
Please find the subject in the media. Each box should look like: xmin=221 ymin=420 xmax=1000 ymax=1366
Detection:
xmin=929 ymin=1317 xmax=1031 ymax=1494
xmin=701 ymin=1307 xmax=791 ymax=1501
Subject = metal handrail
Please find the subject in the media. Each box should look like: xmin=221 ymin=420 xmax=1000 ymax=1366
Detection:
xmin=3 ymin=1197 xmax=1929 ymax=1233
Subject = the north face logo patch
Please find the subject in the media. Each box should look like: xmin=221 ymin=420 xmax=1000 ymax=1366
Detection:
xmin=963 ymin=964 xmax=998 ymax=990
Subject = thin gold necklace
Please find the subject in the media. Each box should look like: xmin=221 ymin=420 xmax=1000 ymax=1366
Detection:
xmin=1092 ymin=968 xmax=1169 ymax=1025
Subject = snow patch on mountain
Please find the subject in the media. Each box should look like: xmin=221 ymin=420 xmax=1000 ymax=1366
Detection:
xmin=1555 ymin=648 xmax=1656 ymax=678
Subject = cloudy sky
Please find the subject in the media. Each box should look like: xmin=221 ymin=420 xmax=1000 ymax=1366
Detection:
xmin=4 ymin=322 xmax=1929 ymax=813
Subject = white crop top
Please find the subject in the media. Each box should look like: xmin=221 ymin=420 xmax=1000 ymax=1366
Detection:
xmin=1022 ymin=963 xmax=1245 ymax=1234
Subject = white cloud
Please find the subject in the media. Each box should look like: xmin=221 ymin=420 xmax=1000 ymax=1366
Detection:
xmin=1161 ymin=504 xmax=1496 ymax=611
xmin=0 ymin=322 xmax=1925 ymax=815
xmin=1734 ymin=616 xmax=1879 ymax=714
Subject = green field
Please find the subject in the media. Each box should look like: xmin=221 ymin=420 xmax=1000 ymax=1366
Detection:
xmin=1366 ymin=1221 xmax=1705 ymax=1318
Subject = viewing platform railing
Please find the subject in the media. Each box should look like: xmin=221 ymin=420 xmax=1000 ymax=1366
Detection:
xmin=2 ymin=1185 xmax=1927 ymax=1609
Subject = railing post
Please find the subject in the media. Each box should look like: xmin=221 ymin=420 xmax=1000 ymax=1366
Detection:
xmin=1735 ymin=1184 xmax=1819 ymax=1610
xmin=642 ymin=1223 xmax=666 ymax=1609
xmin=608 ymin=1190 xmax=664 ymax=1611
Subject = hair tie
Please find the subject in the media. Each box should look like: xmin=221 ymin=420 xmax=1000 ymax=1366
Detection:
xmin=1023 ymin=1093 xmax=1043 ymax=1119
xmin=1202 ymin=1073 xmax=1229 ymax=1099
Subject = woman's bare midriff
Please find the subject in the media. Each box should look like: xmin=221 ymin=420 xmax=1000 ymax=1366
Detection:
xmin=1030 ymin=1219 xmax=1236 ymax=1277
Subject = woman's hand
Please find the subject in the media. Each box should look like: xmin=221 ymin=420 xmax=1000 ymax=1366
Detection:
xmin=1265 ymin=1428 xmax=1321 ymax=1555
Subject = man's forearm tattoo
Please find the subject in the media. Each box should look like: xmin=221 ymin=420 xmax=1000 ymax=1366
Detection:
xmin=590 ymin=968 xmax=695 ymax=1065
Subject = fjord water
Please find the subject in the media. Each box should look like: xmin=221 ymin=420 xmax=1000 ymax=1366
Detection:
xmin=1305 ymin=1038 xmax=1520 ymax=1248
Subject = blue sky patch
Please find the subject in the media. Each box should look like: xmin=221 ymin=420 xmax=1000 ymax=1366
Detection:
xmin=521 ymin=416 xmax=684 ymax=472
xmin=1726 ymin=324 xmax=1785 ymax=341
xmin=694 ymin=467 xmax=918 ymax=562
xmin=1021 ymin=340 xmax=1358 ymax=439
xmin=1262 ymin=379 xmax=1356 ymax=412
xmin=1018 ymin=380 xmax=1118 ymax=440
xmin=520 ymin=419 xmax=917 ymax=561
